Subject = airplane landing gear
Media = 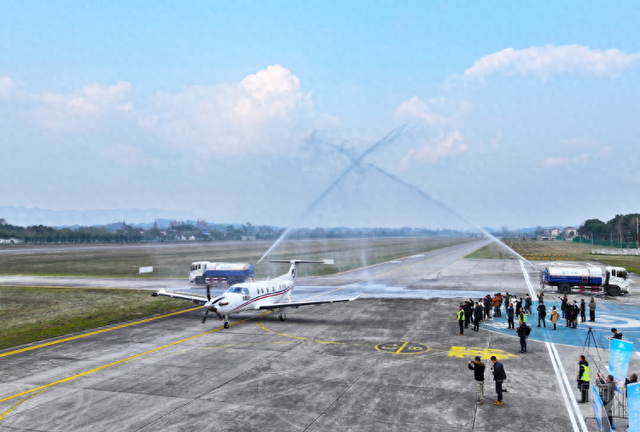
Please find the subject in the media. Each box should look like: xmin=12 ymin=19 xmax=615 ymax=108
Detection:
xmin=222 ymin=315 xmax=230 ymax=329
xmin=278 ymin=311 xmax=286 ymax=321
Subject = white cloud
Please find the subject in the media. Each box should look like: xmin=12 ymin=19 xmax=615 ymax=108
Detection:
xmin=0 ymin=65 xmax=322 ymax=157
xmin=150 ymin=64 xmax=315 ymax=155
xmin=394 ymin=96 xmax=470 ymax=126
xmin=25 ymin=81 xmax=134 ymax=132
xmin=399 ymin=131 xmax=469 ymax=168
xmin=463 ymin=45 xmax=640 ymax=79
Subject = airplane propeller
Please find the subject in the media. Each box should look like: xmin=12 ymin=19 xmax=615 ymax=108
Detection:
xmin=201 ymin=295 xmax=225 ymax=324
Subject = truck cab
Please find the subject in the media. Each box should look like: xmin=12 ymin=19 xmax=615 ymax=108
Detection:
xmin=189 ymin=261 xmax=211 ymax=284
xmin=605 ymin=266 xmax=629 ymax=296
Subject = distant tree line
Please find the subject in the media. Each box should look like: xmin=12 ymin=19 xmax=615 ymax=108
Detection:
xmin=0 ymin=217 xmax=474 ymax=245
xmin=577 ymin=213 xmax=640 ymax=247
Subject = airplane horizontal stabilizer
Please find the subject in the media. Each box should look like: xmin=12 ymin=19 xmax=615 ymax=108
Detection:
xmin=269 ymin=259 xmax=334 ymax=265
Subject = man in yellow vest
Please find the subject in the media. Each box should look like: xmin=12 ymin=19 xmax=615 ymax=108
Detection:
xmin=457 ymin=305 xmax=465 ymax=335
xmin=577 ymin=355 xmax=590 ymax=403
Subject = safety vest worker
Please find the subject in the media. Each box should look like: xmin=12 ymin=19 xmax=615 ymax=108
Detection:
xmin=579 ymin=363 xmax=590 ymax=382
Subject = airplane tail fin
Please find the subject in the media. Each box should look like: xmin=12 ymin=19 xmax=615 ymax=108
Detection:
xmin=269 ymin=259 xmax=334 ymax=282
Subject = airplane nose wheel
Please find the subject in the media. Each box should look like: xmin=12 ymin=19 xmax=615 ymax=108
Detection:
xmin=222 ymin=315 xmax=230 ymax=329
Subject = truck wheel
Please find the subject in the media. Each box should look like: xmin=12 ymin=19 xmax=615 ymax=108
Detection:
xmin=608 ymin=286 xmax=621 ymax=296
xmin=559 ymin=284 xmax=572 ymax=294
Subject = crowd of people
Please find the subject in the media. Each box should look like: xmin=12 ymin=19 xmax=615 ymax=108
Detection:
xmin=459 ymin=291 xmax=638 ymax=422
xmin=457 ymin=293 xmax=600 ymax=341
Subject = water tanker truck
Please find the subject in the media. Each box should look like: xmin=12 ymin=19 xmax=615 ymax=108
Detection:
xmin=189 ymin=261 xmax=254 ymax=287
xmin=540 ymin=266 xmax=629 ymax=296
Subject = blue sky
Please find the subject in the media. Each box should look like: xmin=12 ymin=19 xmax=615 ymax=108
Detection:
xmin=1 ymin=1 xmax=639 ymax=229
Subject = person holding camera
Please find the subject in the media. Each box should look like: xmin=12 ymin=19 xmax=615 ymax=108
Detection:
xmin=468 ymin=356 xmax=485 ymax=405
xmin=596 ymin=373 xmax=616 ymax=430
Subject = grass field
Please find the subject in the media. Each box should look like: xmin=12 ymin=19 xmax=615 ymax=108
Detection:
xmin=0 ymin=237 xmax=472 ymax=279
xmin=0 ymin=286 xmax=188 ymax=350
xmin=466 ymin=239 xmax=640 ymax=274
xmin=0 ymin=237 xmax=471 ymax=350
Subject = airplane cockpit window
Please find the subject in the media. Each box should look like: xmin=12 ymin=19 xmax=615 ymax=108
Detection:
xmin=225 ymin=287 xmax=243 ymax=294
xmin=242 ymin=288 xmax=249 ymax=295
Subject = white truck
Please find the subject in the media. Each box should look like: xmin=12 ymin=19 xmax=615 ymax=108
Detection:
xmin=540 ymin=266 xmax=629 ymax=296
xmin=189 ymin=261 xmax=254 ymax=287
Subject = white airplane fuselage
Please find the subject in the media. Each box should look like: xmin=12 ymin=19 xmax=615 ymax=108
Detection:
xmin=212 ymin=274 xmax=295 ymax=316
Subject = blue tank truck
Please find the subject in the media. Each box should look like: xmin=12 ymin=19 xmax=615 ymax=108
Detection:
xmin=540 ymin=266 xmax=630 ymax=296
xmin=189 ymin=261 xmax=254 ymax=287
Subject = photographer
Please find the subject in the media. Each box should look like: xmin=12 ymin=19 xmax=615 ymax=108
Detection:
xmin=468 ymin=357 xmax=485 ymax=405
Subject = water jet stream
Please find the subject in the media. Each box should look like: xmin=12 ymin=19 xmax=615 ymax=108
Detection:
xmin=255 ymin=125 xmax=407 ymax=265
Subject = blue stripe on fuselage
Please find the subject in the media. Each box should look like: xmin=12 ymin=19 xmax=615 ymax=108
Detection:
xmin=232 ymin=285 xmax=293 ymax=312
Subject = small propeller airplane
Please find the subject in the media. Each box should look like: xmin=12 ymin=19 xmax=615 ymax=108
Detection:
xmin=152 ymin=259 xmax=363 ymax=328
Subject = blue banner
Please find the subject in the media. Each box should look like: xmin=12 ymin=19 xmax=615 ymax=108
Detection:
xmin=592 ymin=385 xmax=604 ymax=431
xmin=629 ymin=382 xmax=640 ymax=432
xmin=609 ymin=339 xmax=633 ymax=388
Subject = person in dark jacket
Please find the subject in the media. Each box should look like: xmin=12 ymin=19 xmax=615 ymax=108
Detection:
xmin=524 ymin=294 xmax=532 ymax=315
xmin=571 ymin=301 xmax=580 ymax=328
xmin=463 ymin=301 xmax=472 ymax=329
xmin=580 ymin=299 xmax=586 ymax=322
xmin=517 ymin=320 xmax=528 ymax=353
xmin=537 ymin=300 xmax=547 ymax=327
xmin=515 ymin=298 xmax=523 ymax=318
xmin=506 ymin=303 xmax=515 ymax=330
xmin=490 ymin=356 xmax=507 ymax=405
xmin=468 ymin=356 xmax=485 ymax=405
xmin=483 ymin=296 xmax=492 ymax=320
xmin=561 ymin=295 xmax=568 ymax=319
xmin=473 ymin=302 xmax=483 ymax=331
xmin=609 ymin=328 xmax=623 ymax=340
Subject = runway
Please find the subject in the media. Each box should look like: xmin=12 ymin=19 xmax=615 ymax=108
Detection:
xmin=1 ymin=240 xmax=638 ymax=431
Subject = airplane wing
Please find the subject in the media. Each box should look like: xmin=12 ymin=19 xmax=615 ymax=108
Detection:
xmin=152 ymin=289 xmax=209 ymax=305
xmin=257 ymin=293 xmax=363 ymax=310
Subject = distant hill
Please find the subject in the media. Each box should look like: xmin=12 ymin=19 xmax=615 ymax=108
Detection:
xmin=0 ymin=206 xmax=200 ymax=228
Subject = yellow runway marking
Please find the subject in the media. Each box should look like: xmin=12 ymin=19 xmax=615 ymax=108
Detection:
xmin=0 ymin=306 xmax=203 ymax=359
xmin=0 ymin=311 xmax=271 ymax=407
xmin=0 ymin=388 xmax=48 ymax=421
xmin=448 ymin=346 xmax=518 ymax=360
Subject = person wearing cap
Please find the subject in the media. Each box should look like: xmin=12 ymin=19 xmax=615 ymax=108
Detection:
xmin=468 ymin=356 xmax=485 ymax=405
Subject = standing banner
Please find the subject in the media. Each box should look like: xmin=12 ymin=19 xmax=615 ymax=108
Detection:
xmin=609 ymin=339 xmax=633 ymax=389
xmin=629 ymin=382 xmax=640 ymax=432
xmin=593 ymin=385 xmax=604 ymax=431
